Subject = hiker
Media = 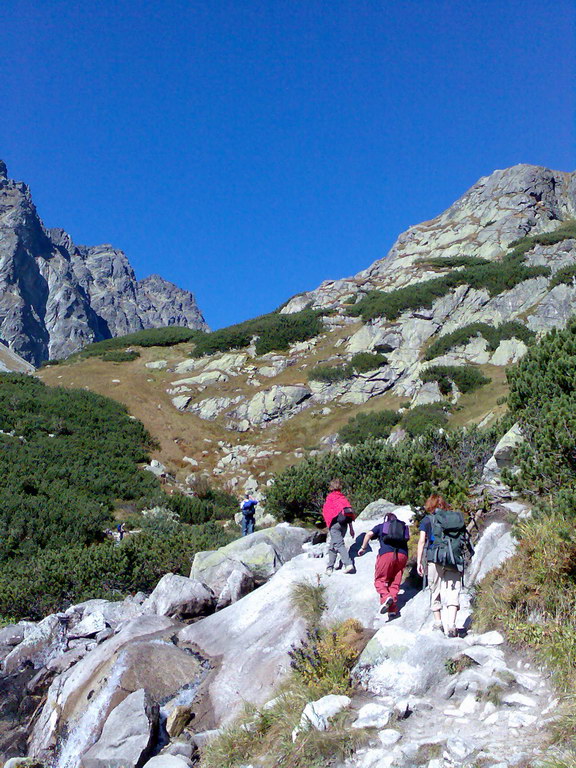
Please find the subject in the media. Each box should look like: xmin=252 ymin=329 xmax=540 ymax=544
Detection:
xmin=117 ymin=522 xmax=126 ymax=541
xmin=358 ymin=511 xmax=410 ymax=616
xmin=322 ymin=478 xmax=356 ymax=575
xmin=416 ymin=494 xmax=469 ymax=638
xmin=240 ymin=493 xmax=258 ymax=536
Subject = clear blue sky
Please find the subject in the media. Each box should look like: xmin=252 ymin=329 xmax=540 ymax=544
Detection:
xmin=1 ymin=1 xmax=574 ymax=329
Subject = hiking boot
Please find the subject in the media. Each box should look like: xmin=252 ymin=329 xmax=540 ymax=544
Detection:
xmin=447 ymin=627 xmax=459 ymax=638
xmin=343 ymin=564 xmax=355 ymax=574
xmin=379 ymin=597 xmax=393 ymax=614
xmin=388 ymin=611 xmax=399 ymax=619
xmin=325 ymin=566 xmax=334 ymax=575
xmin=432 ymin=622 xmax=444 ymax=633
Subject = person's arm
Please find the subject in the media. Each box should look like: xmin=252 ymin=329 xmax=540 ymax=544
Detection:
xmin=416 ymin=530 xmax=427 ymax=576
xmin=358 ymin=530 xmax=374 ymax=556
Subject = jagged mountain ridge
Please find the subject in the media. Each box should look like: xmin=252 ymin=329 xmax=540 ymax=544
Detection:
xmin=281 ymin=163 xmax=576 ymax=312
xmin=0 ymin=160 xmax=208 ymax=365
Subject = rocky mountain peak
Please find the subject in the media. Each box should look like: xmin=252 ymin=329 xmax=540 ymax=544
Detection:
xmin=0 ymin=162 xmax=208 ymax=365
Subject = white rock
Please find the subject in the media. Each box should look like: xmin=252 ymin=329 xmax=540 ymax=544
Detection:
xmin=145 ymin=360 xmax=168 ymax=369
xmin=473 ymin=630 xmax=505 ymax=646
xmin=143 ymin=756 xmax=191 ymax=768
xmin=293 ymin=694 xmax=351 ymax=739
xmin=502 ymin=692 xmax=537 ymax=708
xmin=378 ymin=729 xmax=402 ymax=746
xmin=352 ymin=702 xmax=392 ymax=729
xmin=142 ymin=573 xmax=214 ymax=618
xmin=68 ymin=611 xmax=107 ymax=639
xmin=507 ymin=711 xmax=537 ymax=728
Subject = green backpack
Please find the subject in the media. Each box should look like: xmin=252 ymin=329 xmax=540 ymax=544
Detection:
xmin=429 ymin=508 xmax=469 ymax=570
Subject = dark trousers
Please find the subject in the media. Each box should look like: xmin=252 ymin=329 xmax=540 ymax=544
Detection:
xmin=374 ymin=551 xmax=408 ymax=611
xmin=242 ymin=514 xmax=255 ymax=536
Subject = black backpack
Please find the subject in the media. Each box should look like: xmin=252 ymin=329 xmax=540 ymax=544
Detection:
xmin=429 ymin=508 xmax=472 ymax=570
xmin=380 ymin=514 xmax=407 ymax=550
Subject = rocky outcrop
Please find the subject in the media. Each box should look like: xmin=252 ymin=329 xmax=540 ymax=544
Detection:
xmin=227 ymin=385 xmax=312 ymax=430
xmin=0 ymin=162 xmax=207 ymax=364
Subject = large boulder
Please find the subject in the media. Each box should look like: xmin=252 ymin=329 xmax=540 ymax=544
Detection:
xmin=28 ymin=615 xmax=198 ymax=763
xmin=482 ymin=423 xmax=524 ymax=482
xmin=190 ymin=524 xmax=313 ymax=601
xmin=81 ymin=688 xmax=158 ymax=768
xmin=2 ymin=615 xmax=66 ymax=675
xmin=357 ymin=500 xmax=413 ymax=524
xmin=142 ymin=574 xmax=215 ymax=619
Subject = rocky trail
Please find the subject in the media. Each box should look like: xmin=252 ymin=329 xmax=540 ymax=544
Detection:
xmin=0 ymin=484 xmax=558 ymax=768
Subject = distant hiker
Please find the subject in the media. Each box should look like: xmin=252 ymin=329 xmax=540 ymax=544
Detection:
xmin=240 ymin=494 xmax=258 ymax=536
xmin=358 ymin=512 xmax=410 ymax=616
xmin=117 ymin=522 xmax=126 ymax=541
xmin=322 ymin=478 xmax=356 ymax=575
xmin=417 ymin=494 xmax=470 ymax=638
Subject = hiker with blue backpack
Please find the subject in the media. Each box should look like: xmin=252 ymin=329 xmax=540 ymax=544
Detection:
xmin=240 ymin=493 xmax=258 ymax=536
xmin=358 ymin=511 xmax=410 ymax=616
xmin=417 ymin=493 xmax=471 ymax=638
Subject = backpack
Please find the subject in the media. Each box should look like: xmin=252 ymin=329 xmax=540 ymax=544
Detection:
xmin=380 ymin=514 xmax=407 ymax=550
xmin=428 ymin=508 xmax=470 ymax=569
xmin=242 ymin=499 xmax=256 ymax=515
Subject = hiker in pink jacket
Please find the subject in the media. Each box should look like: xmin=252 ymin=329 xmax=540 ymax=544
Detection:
xmin=322 ymin=478 xmax=356 ymax=574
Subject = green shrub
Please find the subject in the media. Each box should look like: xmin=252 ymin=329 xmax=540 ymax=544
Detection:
xmin=339 ymin=410 xmax=400 ymax=445
xmin=420 ymin=365 xmax=491 ymax=394
xmin=419 ymin=256 xmax=490 ymax=268
xmin=400 ymin=403 xmax=450 ymax=436
xmin=507 ymin=220 xmax=576 ymax=261
xmin=192 ymin=309 xmax=324 ymax=358
xmin=308 ymin=352 xmax=388 ymax=384
xmin=425 ymin=321 xmax=535 ymax=360
xmin=266 ymin=425 xmax=499 ymax=523
xmin=308 ymin=364 xmax=351 ymax=384
xmin=100 ymin=349 xmax=141 ymax=363
xmin=0 ymin=522 xmax=232 ymax=619
xmin=71 ymin=326 xmax=203 ymax=361
xmin=550 ymin=265 xmax=576 ymax=289
xmin=349 ymin=351 xmax=388 ymax=373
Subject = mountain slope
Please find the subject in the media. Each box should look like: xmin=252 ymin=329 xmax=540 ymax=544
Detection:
xmin=0 ymin=160 xmax=208 ymax=365
xmin=38 ymin=164 xmax=576 ymax=494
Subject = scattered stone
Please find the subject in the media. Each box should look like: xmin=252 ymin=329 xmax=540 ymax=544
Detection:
xmin=142 ymin=573 xmax=215 ymax=619
xmin=293 ymin=694 xmax=351 ymax=739
xmin=352 ymin=702 xmax=392 ymax=729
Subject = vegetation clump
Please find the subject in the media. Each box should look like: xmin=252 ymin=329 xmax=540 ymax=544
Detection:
xmin=419 ymin=255 xmax=490 ymax=268
xmin=425 ymin=321 xmax=535 ymax=361
xmin=550 ymin=265 xmax=576 ymax=289
xmin=191 ymin=308 xmax=324 ymax=357
xmin=308 ymin=352 xmax=388 ymax=384
xmin=0 ymin=374 xmax=235 ymax=618
xmin=266 ymin=424 xmax=499 ymax=523
xmin=346 ymin=222 xmax=576 ymax=323
xmin=400 ymin=402 xmax=450 ymax=436
xmin=65 ymin=326 xmax=203 ymax=362
xmin=100 ymin=349 xmax=141 ymax=363
xmin=339 ymin=409 xmax=400 ymax=445
xmin=420 ymin=364 xmax=491 ymax=395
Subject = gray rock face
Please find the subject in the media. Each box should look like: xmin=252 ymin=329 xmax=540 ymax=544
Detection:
xmin=142 ymin=573 xmax=215 ymax=619
xmin=81 ymin=688 xmax=158 ymax=768
xmin=0 ymin=162 xmax=207 ymax=365
xmin=227 ymin=385 xmax=312 ymax=430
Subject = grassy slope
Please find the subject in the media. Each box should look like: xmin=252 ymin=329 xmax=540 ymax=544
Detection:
xmin=37 ymin=324 xmax=508 ymax=488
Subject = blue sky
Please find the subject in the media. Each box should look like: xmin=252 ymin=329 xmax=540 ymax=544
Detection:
xmin=1 ymin=1 xmax=574 ymax=329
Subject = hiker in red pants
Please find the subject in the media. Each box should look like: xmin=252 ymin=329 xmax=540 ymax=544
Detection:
xmin=358 ymin=512 xmax=410 ymax=616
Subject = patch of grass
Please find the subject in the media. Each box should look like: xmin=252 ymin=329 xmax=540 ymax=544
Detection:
xmin=421 ymin=365 xmax=491 ymax=395
xmin=425 ymin=321 xmax=535 ymax=361
xmin=349 ymin=351 xmax=388 ymax=373
xmin=290 ymin=579 xmax=327 ymax=627
xmin=507 ymin=220 xmax=576 ymax=260
xmin=339 ymin=409 xmax=401 ymax=445
xmin=541 ymin=753 xmax=576 ymax=768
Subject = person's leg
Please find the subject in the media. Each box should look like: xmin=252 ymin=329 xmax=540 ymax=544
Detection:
xmin=332 ymin=523 xmax=351 ymax=568
xmin=388 ymin=552 xmax=408 ymax=612
xmin=374 ymin=552 xmax=395 ymax=604
xmin=427 ymin=562 xmax=443 ymax=627
xmin=241 ymin=516 xmax=248 ymax=536
xmin=440 ymin=567 xmax=462 ymax=635
xmin=248 ymin=516 xmax=255 ymax=535
xmin=326 ymin=529 xmax=337 ymax=569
